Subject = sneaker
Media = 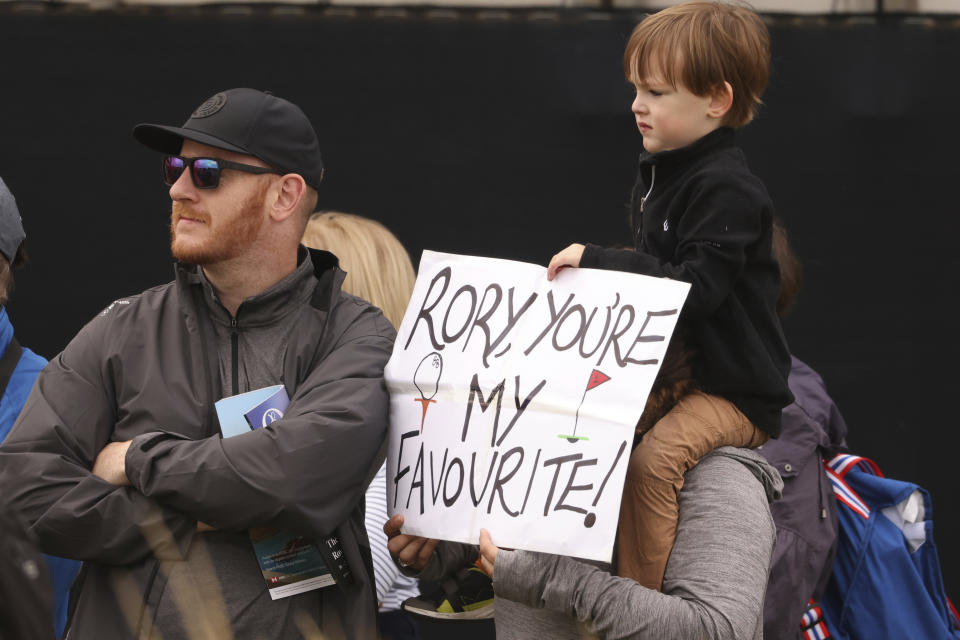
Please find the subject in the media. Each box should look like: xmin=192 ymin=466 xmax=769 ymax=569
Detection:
xmin=402 ymin=566 xmax=495 ymax=621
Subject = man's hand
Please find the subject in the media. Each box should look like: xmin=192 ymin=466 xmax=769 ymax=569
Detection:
xmin=478 ymin=528 xmax=499 ymax=578
xmin=384 ymin=514 xmax=438 ymax=572
xmin=92 ymin=440 xmax=132 ymax=486
xmin=547 ymin=243 xmax=585 ymax=281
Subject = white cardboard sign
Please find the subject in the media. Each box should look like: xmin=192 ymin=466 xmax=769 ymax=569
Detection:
xmin=385 ymin=251 xmax=689 ymax=562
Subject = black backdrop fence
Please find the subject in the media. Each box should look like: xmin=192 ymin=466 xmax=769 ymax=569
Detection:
xmin=2 ymin=5 xmax=959 ymax=602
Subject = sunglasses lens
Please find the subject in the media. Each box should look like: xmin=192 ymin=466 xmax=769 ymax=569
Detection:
xmin=191 ymin=158 xmax=221 ymax=189
xmin=162 ymin=156 xmax=186 ymax=186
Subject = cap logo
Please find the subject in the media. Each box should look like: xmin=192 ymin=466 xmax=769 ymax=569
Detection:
xmin=192 ymin=93 xmax=227 ymax=119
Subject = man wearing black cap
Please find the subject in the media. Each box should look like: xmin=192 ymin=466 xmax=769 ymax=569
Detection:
xmin=0 ymin=90 xmax=393 ymax=639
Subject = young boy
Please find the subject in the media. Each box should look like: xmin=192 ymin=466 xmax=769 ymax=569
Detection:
xmin=547 ymin=0 xmax=793 ymax=590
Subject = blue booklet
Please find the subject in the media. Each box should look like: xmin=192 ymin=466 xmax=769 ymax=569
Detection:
xmin=214 ymin=384 xmax=289 ymax=438
xmin=215 ymin=385 xmax=343 ymax=600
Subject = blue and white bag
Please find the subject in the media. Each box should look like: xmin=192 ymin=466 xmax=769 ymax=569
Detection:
xmin=821 ymin=454 xmax=960 ymax=639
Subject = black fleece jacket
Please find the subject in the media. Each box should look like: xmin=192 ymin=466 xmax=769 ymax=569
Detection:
xmin=580 ymin=127 xmax=792 ymax=437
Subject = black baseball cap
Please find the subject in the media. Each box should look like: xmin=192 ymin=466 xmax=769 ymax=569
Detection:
xmin=133 ymin=88 xmax=325 ymax=190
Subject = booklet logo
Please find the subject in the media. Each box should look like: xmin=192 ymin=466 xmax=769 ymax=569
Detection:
xmin=262 ymin=408 xmax=284 ymax=427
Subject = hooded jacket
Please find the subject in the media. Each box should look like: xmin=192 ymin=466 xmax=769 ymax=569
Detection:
xmin=580 ymin=127 xmax=793 ymax=437
xmin=0 ymin=248 xmax=395 ymax=639
xmin=758 ymin=356 xmax=849 ymax=639
xmin=0 ymin=308 xmax=46 ymax=443
xmin=419 ymin=447 xmax=783 ymax=639
xmin=0 ymin=307 xmax=82 ymax=639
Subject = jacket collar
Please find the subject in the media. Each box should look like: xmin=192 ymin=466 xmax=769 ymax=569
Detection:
xmin=638 ymin=126 xmax=736 ymax=170
xmin=305 ymin=246 xmax=345 ymax=313
xmin=174 ymin=245 xmax=345 ymax=328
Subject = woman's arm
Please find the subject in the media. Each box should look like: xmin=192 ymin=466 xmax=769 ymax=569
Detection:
xmin=493 ymin=450 xmax=779 ymax=639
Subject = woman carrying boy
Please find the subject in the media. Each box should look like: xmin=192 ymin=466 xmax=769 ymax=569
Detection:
xmin=389 ymin=3 xmax=790 ymax=638
xmin=549 ymin=0 xmax=792 ymax=592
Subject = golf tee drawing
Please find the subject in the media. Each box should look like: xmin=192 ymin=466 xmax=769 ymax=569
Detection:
xmin=413 ymin=352 xmax=443 ymax=432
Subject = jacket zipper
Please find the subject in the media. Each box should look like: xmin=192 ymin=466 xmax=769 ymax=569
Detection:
xmin=636 ymin=165 xmax=656 ymax=243
xmin=231 ymin=317 xmax=239 ymax=396
xmin=639 ymin=165 xmax=656 ymax=213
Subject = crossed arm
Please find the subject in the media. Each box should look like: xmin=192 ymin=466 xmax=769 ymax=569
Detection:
xmin=0 ymin=315 xmax=393 ymax=563
xmin=384 ymin=452 xmax=777 ymax=639
xmin=0 ymin=346 xmax=197 ymax=564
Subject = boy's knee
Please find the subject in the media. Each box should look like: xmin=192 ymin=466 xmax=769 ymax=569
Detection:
xmin=672 ymin=391 xmax=745 ymax=429
xmin=627 ymin=438 xmax=685 ymax=487
xmin=627 ymin=391 xmax=755 ymax=487
xmin=670 ymin=391 xmax=757 ymax=444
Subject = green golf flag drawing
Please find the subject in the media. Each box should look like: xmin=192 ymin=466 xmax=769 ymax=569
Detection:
xmin=560 ymin=369 xmax=611 ymax=443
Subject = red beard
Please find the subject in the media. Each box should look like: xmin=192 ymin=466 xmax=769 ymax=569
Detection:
xmin=169 ymin=187 xmax=265 ymax=265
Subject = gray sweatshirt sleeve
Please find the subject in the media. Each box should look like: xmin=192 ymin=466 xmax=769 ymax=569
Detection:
xmin=494 ymin=452 xmax=777 ymax=640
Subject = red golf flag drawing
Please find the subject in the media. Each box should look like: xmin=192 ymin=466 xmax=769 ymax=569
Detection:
xmin=586 ymin=369 xmax=611 ymax=392
xmin=561 ymin=369 xmax=612 ymax=443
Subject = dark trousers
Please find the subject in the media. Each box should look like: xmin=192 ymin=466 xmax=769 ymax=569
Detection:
xmin=380 ymin=609 xmax=420 ymax=640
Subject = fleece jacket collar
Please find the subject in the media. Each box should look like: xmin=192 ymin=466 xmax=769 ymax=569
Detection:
xmin=638 ymin=126 xmax=736 ymax=171
xmin=174 ymin=245 xmax=343 ymax=330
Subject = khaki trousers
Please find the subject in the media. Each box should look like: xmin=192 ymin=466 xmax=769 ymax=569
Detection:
xmin=616 ymin=390 xmax=769 ymax=590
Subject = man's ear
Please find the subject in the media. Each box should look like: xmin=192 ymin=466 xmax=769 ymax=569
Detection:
xmin=708 ymin=81 xmax=734 ymax=120
xmin=270 ymin=174 xmax=307 ymax=222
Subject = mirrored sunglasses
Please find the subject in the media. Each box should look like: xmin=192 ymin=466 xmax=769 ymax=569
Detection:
xmin=162 ymin=155 xmax=283 ymax=189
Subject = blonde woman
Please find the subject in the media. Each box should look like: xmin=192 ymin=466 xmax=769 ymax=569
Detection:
xmin=302 ymin=212 xmax=416 ymax=329
xmin=302 ymin=211 xmax=421 ymax=640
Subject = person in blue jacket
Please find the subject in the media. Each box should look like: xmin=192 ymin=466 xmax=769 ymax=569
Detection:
xmin=0 ymin=176 xmax=81 ymax=638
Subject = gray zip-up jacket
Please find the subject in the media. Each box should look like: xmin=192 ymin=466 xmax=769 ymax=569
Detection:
xmin=420 ymin=447 xmax=782 ymax=639
xmin=0 ymin=248 xmax=395 ymax=639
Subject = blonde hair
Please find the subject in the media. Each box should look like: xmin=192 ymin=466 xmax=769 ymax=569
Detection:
xmin=302 ymin=211 xmax=416 ymax=329
xmin=624 ymin=1 xmax=770 ymax=128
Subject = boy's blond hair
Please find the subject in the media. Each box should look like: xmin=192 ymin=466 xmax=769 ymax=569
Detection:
xmin=624 ymin=1 xmax=770 ymax=128
xmin=301 ymin=211 xmax=416 ymax=330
